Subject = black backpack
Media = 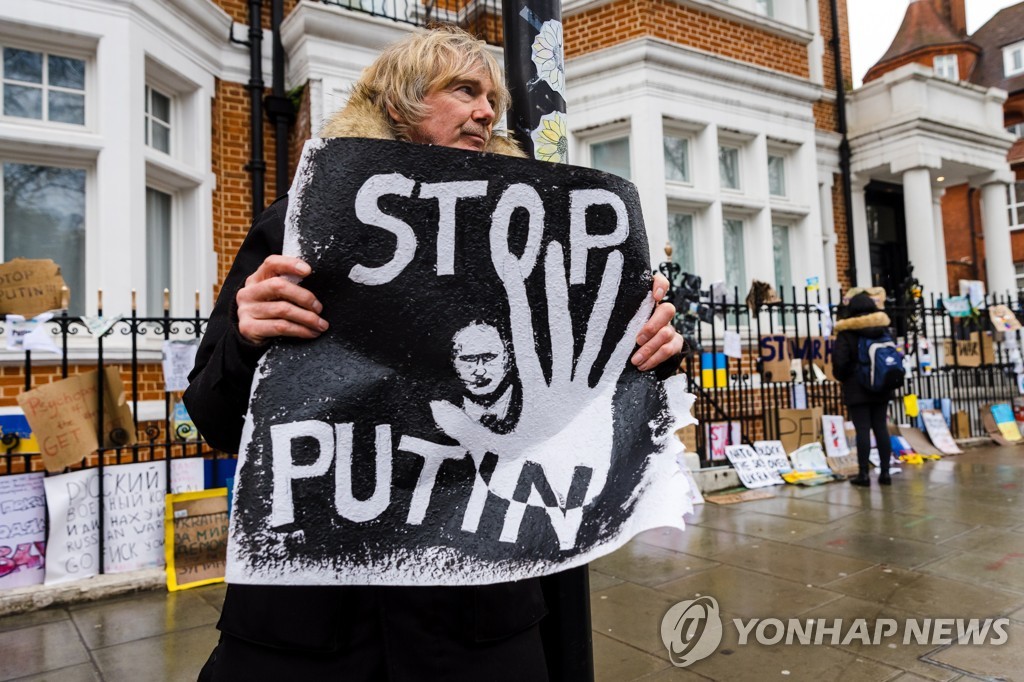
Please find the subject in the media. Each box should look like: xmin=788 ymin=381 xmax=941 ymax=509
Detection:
xmin=855 ymin=332 xmax=905 ymax=392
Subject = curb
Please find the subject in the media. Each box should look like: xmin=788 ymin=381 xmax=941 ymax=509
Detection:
xmin=0 ymin=569 xmax=165 ymax=618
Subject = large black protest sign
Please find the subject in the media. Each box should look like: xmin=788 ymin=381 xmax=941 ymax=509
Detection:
xmin=227 ymin=138 xmax=695 ymax=586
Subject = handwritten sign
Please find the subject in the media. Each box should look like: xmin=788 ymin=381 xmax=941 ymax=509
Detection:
xmin=767 ymin=408 xmax=822 ymax=455
xmin=991 ymin=404 xmax=1022 ymax=442
xmin=44 ymin=469 xmax=100 ymax=585
xmin=0 ymin=473 xmax=46 ymax=589
xmin=792 ymin=336 xmax=834 ymax=381
xmin=162 ymin=340 xmax=200 ymax=393
xmin=789 ymin=442 xmax=829 ymax=471
xmin=171 ymin=458 xmax=206 ymax=494
xmin=706 ymin=422 xmax=740 ymax=461
xmin=922 ymin=410 xmax=961 ymax=454
xmin=753 ymin=440 xmax=791 ymax=472
xmin=989 ymin=305 xmax=1022 ymax=332
xmin=18 ymin=367 xmax=137 ymax=473
xmin=759 ymin=335 xmax=792 ymax=381
xmin=165 ymin=489 xmax=229 ymax=591
xmin=0 ymin=258 xmax=67 ymax=317
xmin=941 ymin=333 xmax=994 ymax=368
xmin=821 ymin=415 xmax=850 ymax=457
xmin=724 ymin=445 xmax=785 ymax=488
xmin=102 ymin=462 xmax=167 ymax=574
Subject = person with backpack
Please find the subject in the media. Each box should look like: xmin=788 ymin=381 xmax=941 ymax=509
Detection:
xmin=832 ymin=292 xmax=905 ymax=486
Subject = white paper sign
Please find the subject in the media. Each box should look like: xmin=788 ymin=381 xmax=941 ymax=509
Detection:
xmin=171 ymin=458 xmax=206 ymax=493
xmin=5 ymin=313 xmax=59 ymax=354
xmin=753 ymin=440 xmax=791 ymax=472
xmin=44 ymin=469 xmax=100 ymax=585
xmin=725 ymin=445 xmax=785 ymax=488
xmin=922 ymin=410 xmax=962 ymax=455
xmin=45 ymin=463 xmax=168 ymax=584
xmin=103 ymin=461 xmax=167 ymax=574
xmin=789 ymin=442 xmax=829 ymax=471
xmin=0 ymin=473 xmax=46 ymax=589
xmin=162 ymin=339 xmax=200 ymax=393
xmin=821 ymin=415 xmax=851 ymax=457
xmin=723 ymin=331 xmax=742 ymax=359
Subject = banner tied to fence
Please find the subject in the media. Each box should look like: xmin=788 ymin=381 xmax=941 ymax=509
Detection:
xmin=227 ymin=138 xmax=696 ymax=586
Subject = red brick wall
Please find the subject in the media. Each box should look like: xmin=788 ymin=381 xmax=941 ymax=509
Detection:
xmin=564 ymin=0 xmax=810 ymax=79
xmin=0 ymin=363 xmax=169 ymax=407
xmin=832 ymin=177 xmax=852 ymax=291
xmin=941 ymin=184 xmax=986 ymax=291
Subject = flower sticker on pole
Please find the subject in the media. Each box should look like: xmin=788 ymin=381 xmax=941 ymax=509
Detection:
xmin=532 ymin=110 xmax=568 ymax=164
xmin=531 ymin=19 xmax=565 ymax=97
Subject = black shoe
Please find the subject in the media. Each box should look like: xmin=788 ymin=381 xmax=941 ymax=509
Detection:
xmin=850 ymin=475 xmax=870 ymax=487
xmin=878 ymin=474 xmax=891 ymax=486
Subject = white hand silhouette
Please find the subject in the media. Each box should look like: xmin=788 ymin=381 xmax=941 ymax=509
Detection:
xmin=428 ymin=241 xmax=653 ymax=548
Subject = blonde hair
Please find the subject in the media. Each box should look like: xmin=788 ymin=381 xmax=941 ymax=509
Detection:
xmin=354 ymin=26 xmax=511 ymax=141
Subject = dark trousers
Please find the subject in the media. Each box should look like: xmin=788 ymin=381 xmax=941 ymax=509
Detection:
xmin=848 ymin=403 xmax=892 ymax=476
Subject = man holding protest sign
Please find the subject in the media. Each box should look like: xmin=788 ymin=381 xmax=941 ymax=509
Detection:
xmin=187 ymin=26 xmax=684 ymax=680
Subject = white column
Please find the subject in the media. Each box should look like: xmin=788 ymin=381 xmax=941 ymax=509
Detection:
xmin=850 ymin=179 xmax=873 ymax=288
xmin=902 ymin=168 xmax=942 ymax=295
xmin=747 ymin=135 xmax=774 ymax=284
xmin=932 ymin=188 xmax=948 ymax=296
xmin=981 ymin=181 xmax=1016 ymax=294
xmin=631 ymin=104 xmax=668 ymax=267
xmin=704 ymin=126 xmax=726 ymax=284
xmin=818 ymin=177 xmax=838 ymax=289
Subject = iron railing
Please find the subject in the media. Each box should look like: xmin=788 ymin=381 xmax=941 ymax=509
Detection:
xmin=319 ymin=0 xmax=504 ymax=44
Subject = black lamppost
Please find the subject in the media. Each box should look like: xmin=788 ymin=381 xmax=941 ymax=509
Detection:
xmin=500 ymin=4 xmax=591 ymax=680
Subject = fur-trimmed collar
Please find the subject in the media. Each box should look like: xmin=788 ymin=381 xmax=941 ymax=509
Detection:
xmin=834 ymin=311 xmax=890 ymax=332
xmin=318 ymin=84 xmax=527 ymax=158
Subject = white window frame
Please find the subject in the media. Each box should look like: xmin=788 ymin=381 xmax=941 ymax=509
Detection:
xmin=754 ymin=0 xmax=774 ymax=18
xmin=1008 ymin=180 xmax=1024 ymax=231
xmin=144 ymin=84 xmax=173 ymax=156
xmin=666 ymin=208 xmax=697 ymax=275
xmin=1005 ymin=42 xmax=1024 ymax=78
xmin=767 ymin=153 xmax=787 ymax=198
xmin=933 ymin=54 xmax=959 ymax=81
xmin=663 ymin=131 xmax=693 ymax=186
xmin=582 ymin=123 xmax=632 ymax=181
xmin=718 ymin=143 xmax=742 ymax=192
xmin=1016 ymin=262 xmax=1024 ymax=290
xmin=722 ymin=215 xmax=747 ymax=291
xmin=0 ymin=40 xmax=91 ymax=130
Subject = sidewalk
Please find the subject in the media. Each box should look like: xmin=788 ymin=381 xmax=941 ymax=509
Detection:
xmin=2 ymin=445 xmax=1023 ymax=681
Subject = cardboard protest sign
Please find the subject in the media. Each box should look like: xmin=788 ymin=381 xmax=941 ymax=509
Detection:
xmin=705 ymin=490 xmax=774 ymax=505
xmin=165 ymin=489 xmax=229 ymax=591
xmin=724 ymin=445 xmax=785 ymax=488
xmin=825 ymin=455 xmax=859 ymax=477
xmin=941 ymin=333 xmax=994 ymax=368
xmin=227 ymin=139 xmax=695 ymax=587
xmin=17 ymin=367 xmax=137 ymax=473
xmin=0 ymin=258 xmax=66 ymax=317
xmin=988 ymin=404 xmax=1022 ymax=444
xmin=989 ymin=305 xmax=1022 ymax=332
xmin=0 ymin=473 xmax=46 ymax=589
xmin=766 ymin=408 xmax=823 ymax=455
xmin=758 ymin=334 xmax=792 ymax=382
xmin=898 ymin=425 xmax=941 ymax=456
xmin=162 ymin=340 xmax=200 ymax=393
xmin=821 ymin=415 xmax=850 ymax=457
xmin=792 ymin=337 xmax=834 ymax=381
xmin=921 ymin=410 xmax=961 ymax=454
xmin=752 ymin=441 xmax=791 ymax=472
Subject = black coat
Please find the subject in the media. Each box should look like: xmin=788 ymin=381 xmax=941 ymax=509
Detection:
xmin=183 ymin=198 xmax=548 ymax=676
xmin=831 ymin=310 xmax=896 ymax=406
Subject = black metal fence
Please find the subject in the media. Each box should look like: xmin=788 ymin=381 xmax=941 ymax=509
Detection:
xmin=670 ymin=280 xmax=1024 ymax=466
xmin=0 ymin=305 xmax=215 ymax=480
xmin=319 ymin=0 xmax=503 ymax=43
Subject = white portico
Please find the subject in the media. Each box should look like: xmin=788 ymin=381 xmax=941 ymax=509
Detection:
xmin=847 ymin=63 xmax=1015 ymax=296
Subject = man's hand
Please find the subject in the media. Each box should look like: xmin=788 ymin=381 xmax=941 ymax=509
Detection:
xmin=236 ymin=256 xmax=328 ymax=345
xmin=632 ymin=273 xmax=682 ymax=371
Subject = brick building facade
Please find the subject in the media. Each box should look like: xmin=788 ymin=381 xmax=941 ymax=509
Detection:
xmin=0 ymin=0 xmax=853 ymax=448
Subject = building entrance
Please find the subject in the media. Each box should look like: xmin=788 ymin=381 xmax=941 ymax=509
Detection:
xmin=866 ymin=181 xmax=910 ymax=296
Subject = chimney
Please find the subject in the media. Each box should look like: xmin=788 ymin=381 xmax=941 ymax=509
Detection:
xmin=931 ymin=0 xmax=968 ymax=37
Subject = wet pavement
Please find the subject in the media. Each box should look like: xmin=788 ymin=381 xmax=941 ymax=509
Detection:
xmin=2 ymin=445 xmax=1024 ymax=681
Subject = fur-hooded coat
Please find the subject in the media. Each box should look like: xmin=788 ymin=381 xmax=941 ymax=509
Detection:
xmin=832 ymin=294 xmax=894 ymax=406
xmin=319 ymin=83 xmax=527 ymax=158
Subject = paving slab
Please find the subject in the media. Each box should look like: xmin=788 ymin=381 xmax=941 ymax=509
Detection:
xmin=69 ymin=590 xmax=220 ymax=650
xmin=0 ymin=620 xmax=91 ymax=682
xmin=590 ymin=543 xmax=717 ymax=587
xmin=91 ymin=625 xmax=220 ymax=682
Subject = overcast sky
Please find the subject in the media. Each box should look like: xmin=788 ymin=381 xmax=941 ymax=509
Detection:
xmin=850 ymin=0 xmax=1023 ymax=86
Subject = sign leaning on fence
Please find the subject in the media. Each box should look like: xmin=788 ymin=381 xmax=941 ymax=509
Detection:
xmin=227 ymin=138 xmax=695 ymax=586
xmin=0 ymin=473 xmax=46 ymax=589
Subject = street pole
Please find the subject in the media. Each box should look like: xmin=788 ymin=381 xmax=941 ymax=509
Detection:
xmin=500 ymin=4 xmax=593 ymax=680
